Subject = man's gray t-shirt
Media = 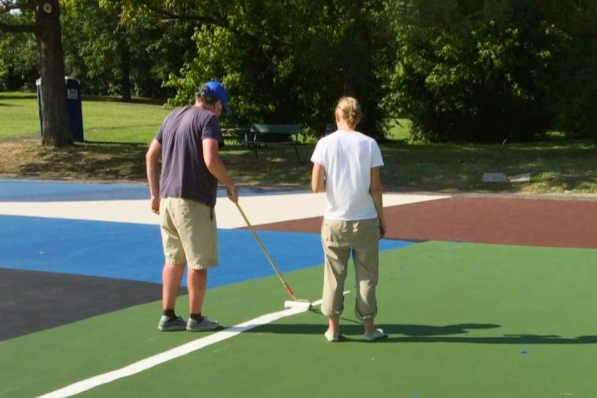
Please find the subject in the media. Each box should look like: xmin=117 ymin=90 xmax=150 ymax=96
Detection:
xmin=155 ymin=106 xmax=224 ymax=207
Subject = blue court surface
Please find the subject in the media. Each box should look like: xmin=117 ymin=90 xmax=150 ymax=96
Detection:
xmin=0 ymin=179 xmax=413 ymax=288
xmin=0 ymin=179 xmax=150 ymax=202
xmin=0 ymin=179 xmax=308 ymax=202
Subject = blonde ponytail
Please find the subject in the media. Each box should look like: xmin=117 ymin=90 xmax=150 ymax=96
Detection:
xmin=335 ymin=97 xmax=363 ymax=128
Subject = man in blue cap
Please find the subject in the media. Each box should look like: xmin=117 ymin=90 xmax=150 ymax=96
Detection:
xmin=146 ymin=81 xmax=238 ymax=332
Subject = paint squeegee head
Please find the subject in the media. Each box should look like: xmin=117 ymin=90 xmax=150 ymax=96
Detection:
xmin=283 ymin=301 xmax=311 ymax=311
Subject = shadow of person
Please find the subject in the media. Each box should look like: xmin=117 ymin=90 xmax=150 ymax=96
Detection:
xmin=240 ymin=322 xmax=500 ymax=338
xmin=240 ymin=321 xmax=597 ymax=345
xmin=381 ymin=323 xmax=501 ymax=336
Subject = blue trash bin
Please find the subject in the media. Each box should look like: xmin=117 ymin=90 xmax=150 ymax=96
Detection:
xmin=36 ymin=77 xmax=84 ymax=142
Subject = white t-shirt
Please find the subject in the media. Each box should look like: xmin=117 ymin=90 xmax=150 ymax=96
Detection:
xmin=311 ymin=130 xmax=384 ymax=220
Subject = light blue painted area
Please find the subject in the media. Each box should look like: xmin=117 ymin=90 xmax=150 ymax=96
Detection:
xmin=0 ymin=179 xmax=308 ymax=202
xmin=0 ymin=179 xmax=150 ymax=202
xmin=0 ymin=215 xmax=413 ymax=287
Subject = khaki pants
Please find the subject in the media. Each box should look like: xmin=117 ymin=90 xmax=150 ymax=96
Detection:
xmin=320 ymin=218 xmax=380 ymax=321
xmin=160 ymin=198 xmax=218 ymax=270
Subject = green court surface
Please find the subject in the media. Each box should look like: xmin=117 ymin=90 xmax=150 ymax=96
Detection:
xmin=2 ymin=241 xmax=597 ymax=398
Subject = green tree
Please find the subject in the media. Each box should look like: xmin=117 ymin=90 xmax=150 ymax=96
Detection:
xmin=0 ymin=29 xmax=38 ymax=90
xmin=540 ymin=1 xmax=597 ymax=139
xmin=542 ymin=0 xmax=597 ymax=39
xmin=1 ymin=0 xmax=72 ymax=147
xmin=61 ymin=0 xmax=134 ymax=99
xmin=0 ymin=56 xmax=4 ymax=90
xmin=386 ymin=0 xmax=568 ymax=143
xmin=549 ymin=37 xmax=597 ymax=139
xmin=163 ymin=0 xmax=395 ymax=137
xmin=61 ymin=0 xmax=195 ymax=100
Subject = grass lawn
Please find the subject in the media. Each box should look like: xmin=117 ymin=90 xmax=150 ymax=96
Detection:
xmin=2 ymin=91 xmax=597 ymax=194
xmin=0 ymin=92 xmax=43 ymax=139
xmin=0 ymin=91 xmax=170 ymax=141
xmin=387 ymin=118 xmax=411 ymax=142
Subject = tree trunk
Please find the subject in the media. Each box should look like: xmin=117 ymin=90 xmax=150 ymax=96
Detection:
xmin=36 ymin=0 xmax=73 ymax=147
xmin=117 ymin=27 xmax=132 ymax=102
xmin=120 ymin=33 xmax=132 ymax=102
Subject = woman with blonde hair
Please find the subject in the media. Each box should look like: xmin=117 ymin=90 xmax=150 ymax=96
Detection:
xmin=310 ymin=96 xmax=387 ymax=342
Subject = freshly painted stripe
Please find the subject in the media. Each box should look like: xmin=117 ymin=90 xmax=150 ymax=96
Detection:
xmin=35 ymin=306 xmax=311 ymax=398
xmin=32 ymin=292 xmax=350 ymax=398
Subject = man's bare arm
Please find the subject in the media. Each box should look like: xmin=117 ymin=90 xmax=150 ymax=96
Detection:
xmin=203 ymin=138 xmax=238 ymax=202
xmin=146 ymin=139 xmax=162 ymax=214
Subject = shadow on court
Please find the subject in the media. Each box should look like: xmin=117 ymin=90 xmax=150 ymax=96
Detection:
xmin=232 ymin=322 xmax=597 ymax=345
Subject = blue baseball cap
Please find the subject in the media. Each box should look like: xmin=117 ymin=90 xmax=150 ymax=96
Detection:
xmin=204 ymin=81 xmax=230 ymax=114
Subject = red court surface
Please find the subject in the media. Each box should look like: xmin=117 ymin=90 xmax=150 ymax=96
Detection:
xmin=255 ymin=195 xmax=597 ymax=249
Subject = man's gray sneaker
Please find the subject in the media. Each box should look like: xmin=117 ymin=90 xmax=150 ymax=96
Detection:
xmin=186 ymin=316 xmax=219 ymax=332
xmin=158 ymin=315 xmax=186 ymax=332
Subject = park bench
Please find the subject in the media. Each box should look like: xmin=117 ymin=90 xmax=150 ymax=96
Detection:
xmin=221 ymin=126 xmax=249 ymax=144
xmin=245 ymin=123 xmax=303 ymax=159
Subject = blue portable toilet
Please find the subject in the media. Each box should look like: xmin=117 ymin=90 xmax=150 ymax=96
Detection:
xmin=36 ymin=77 xmax=84 ymax=142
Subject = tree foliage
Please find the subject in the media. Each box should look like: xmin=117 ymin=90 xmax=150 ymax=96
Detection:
xmin=386 ymin=0 xmax=571 ymax=143
xmin=0 ymin=27 xmax=38 ymax=90
xmin=549 ymin=37 xmax=597 ymax=139
xmin=60 ymin=0 xmax=196 ymax=100
xmin=3 ymin=0 xmax=596 ymax=145
xmin=163 ymin=0 xmax=395 ymax=137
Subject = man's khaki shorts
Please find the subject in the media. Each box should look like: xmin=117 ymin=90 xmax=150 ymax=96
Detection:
xmin=159 ymin=197 xmax=218 ymax=270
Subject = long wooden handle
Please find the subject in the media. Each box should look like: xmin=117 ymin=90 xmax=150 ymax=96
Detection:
xmin=235 ymin=202 xmax=296 ymax=300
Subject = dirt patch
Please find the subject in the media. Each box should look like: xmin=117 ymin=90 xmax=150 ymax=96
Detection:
xmin=0 ymin=140 xmax=148 ymax=181
xmin=0 ymin=140 xmax=314 ymax=187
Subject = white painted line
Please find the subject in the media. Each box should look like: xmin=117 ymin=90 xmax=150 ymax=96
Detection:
xmin=0 ymin=193 xmax=450 ymax=228
xmin=34 ymin=306 xmax=311 ymax=398
xmin=34 ymin=291 xmax=352 ymax=398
